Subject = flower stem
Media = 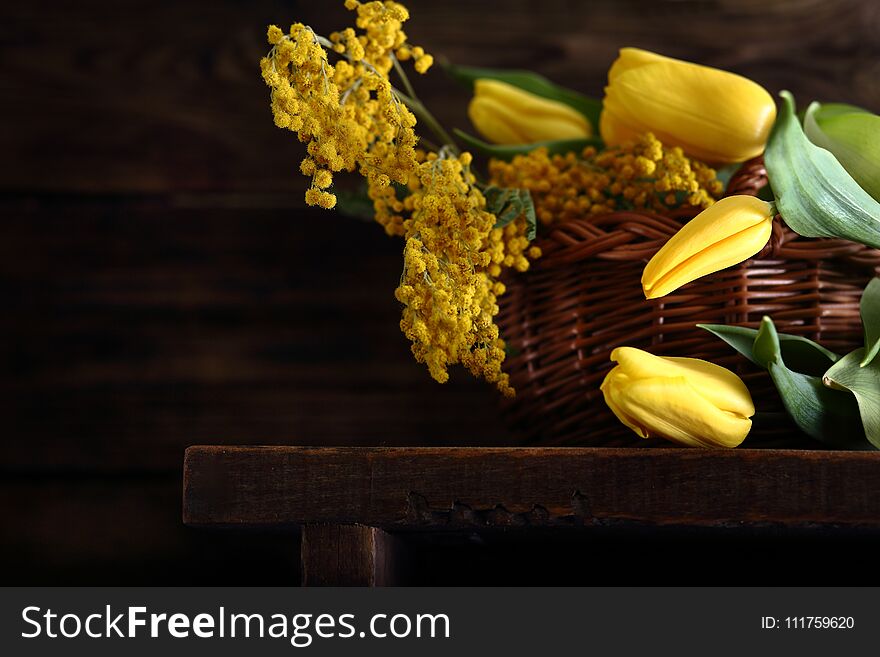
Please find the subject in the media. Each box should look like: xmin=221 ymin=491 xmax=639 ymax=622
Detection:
xmin=419 ymin=136 xmax=442 ymax=152
xmin=309 ymin=29 xmax=458 ymax=154
xmin=391 ymin=53 xmax=418 ymax=101
xmin=393 ymin=90 xmax=459 ymax=155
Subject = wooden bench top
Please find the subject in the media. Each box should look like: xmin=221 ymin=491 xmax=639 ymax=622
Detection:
xmin=183 ymin=446 xmax=880 ymax=530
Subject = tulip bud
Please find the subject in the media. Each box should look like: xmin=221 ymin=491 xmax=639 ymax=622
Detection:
xmin=600 ymin=346 xmax=755 ymax=448
xmin=642 ymin=195 xmax=775 ymax=299
xmin=600 ymin=48 xmax=777 ymax=164
xmin=468 ymin=79 xmax=592 ymax=145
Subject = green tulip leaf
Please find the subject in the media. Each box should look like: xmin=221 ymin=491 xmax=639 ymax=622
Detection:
xmin=764 ymin=92 xmax=880 ymax=249
xmin=810 ymin=103 xmax=871 ymax=121
xmin=860 ymin=277 xmax=880 ymax=367
xmin=697 ymin=324 xmax=762 ymax=365
xmin=795 ymin=103 xmax=869 ymax=125
xmin=698 ymin=322 xmax=839 ymax=376
xmin=804 ymin=103 xmax=880 ymax=202
xmin=700 ymin=318 xmax=868 ymax=448
xmin=753 ymin=318 xmax=869 ymax=448
xmin=453 ymin=129 xmax=602 ymax=161
xmin=697 ymin=324 xmax=755 ymax=359
xmin=443 ymin=62 xmax=603 ymax=127
xmin=753 ymin=317 xmax=781 ymax=369
xmin=823 ymin=349 xmax=880 ymax=449
xmin=767 ymin=359 xmax=870 ymax=449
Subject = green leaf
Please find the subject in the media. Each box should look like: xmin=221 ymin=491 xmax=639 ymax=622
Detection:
xmin=810 ymin=103 xmax=871 ymax=121
xmin=482 ymin=185 xmax=537 ymax=241
xmin=443 ymin=62 xmax=603 ymax=128
xmin=482 ymin=186 xmax=516 ymax=223
xmin=753 ymin=317 xmax=781 ymax=369
xmin=764 ymin=92 xmax=880 ymax=250
xmin=519 ymin=190 xmax=537 ymax=241
xmin=698 ymin=323 xmax=840 ymax=376
xmin=824 ymin=349 xmax=880 ymax=449
xmin=753 ymin=318 xmax=868 ymax=448
xmin=700 ymin=318 xmax=869 ymax=448
xmin=767 ymin=359 xmax=870 ymax=449
xmin=804 ymin=102 xmax=880 ymax=202
xmin=454 ymin=129 xmax=602 ymax=161
xmin=860 ymin=277 xmax=880 ymax=367
xmin=697 ymin=324 xmax=762 ymax=365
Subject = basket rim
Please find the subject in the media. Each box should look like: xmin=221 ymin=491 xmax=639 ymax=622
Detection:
xmin=532 ymin=157 xmax=880 ymax=267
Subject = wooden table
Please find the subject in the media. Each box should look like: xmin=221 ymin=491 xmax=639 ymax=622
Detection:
xmin=7 ymin=0 xmax=880 ymax=584
xmin=183 ymin=446 xmax=880 ymax=585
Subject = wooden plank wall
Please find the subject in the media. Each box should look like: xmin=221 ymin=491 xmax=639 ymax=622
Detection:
xmin=3 ymin=0 xmax=879 ymax=583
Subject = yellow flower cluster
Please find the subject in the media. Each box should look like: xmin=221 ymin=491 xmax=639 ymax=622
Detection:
xmin=489 ymin=133 xmax=723 ymax=226
xmin=371 ymin=152 xmax=541 ymax=276
xmin=485 ymin=219 xmax=541 ymax=277
xmin=331 ymin=0 xmax=433 ymax=75
xmin=261 ymin=1 xmax=537 ymax=395
xmin=260 ymin=1 xmax=433 ymax=209
xmin=394 ymin=151 xmax=532 ymax=396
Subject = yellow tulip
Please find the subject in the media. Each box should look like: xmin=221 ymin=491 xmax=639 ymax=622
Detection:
xmin=600 ymin=48 xmax=777 ymax=163
xmin=642 ymin=195 xmax=774 ymax=299
xmin=468 ymin=79 xmax=592 ymax=144
xmin=601 ymin=347 xmax=754 ymax=448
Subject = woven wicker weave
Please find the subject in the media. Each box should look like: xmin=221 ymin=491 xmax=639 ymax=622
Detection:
xmin=498 ymin=158 xmax=880 ymax=447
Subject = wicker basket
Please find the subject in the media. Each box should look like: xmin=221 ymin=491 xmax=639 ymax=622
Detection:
xmin=498 ymin=158 xmax=880 ymax=447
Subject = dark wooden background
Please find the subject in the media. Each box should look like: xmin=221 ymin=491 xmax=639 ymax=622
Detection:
xmin=3 ymin=0 xmax=879 ymax=583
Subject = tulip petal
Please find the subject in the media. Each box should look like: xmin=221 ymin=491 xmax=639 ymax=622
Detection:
xmin=609 ymin=346 xmax=755 ymax=418
xmin=599 ymin=108 xmax=642 ymax=146
xmin=469 ymin=79 xmax=591 ymax=145
xmin=445 ymin=62 xmax=603 ymax=127
xmin=603 ymin=55 xmax=776 ymax=163
xmin=642 ymin=195 xmax=774 ymax=298
xmin=474 ymin=80 xmax=590 ymax=129
xmin=644 ymin=222 xmax=771 ymax=298
xmin=606 ymin=374 xmax=752 ymax=448
xmin=608 ymin=47 xmax=675 ymax=83
xmin=600 ymin=367 xmax=650 ymax=438
xmin=468 ymin=96 xmax=530 ymax=144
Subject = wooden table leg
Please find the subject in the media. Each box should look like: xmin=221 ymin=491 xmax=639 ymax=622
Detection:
xmin=301 ymin=524 xmax=410 ymax=586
